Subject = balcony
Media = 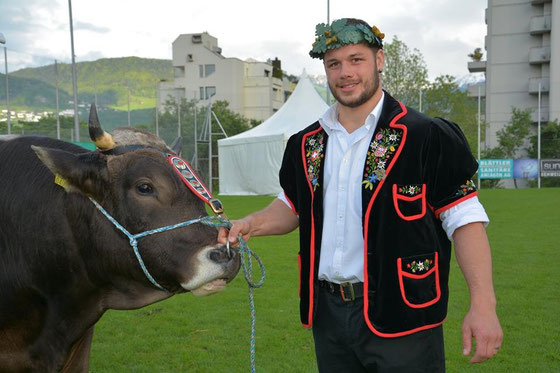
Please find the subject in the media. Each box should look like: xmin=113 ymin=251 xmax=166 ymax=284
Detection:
xmin=528 ymin=77 xmax=550 ymax=95
xmin=468 ymin=60 xmax=486 ymax=73
xmin=530 ymin=15 xmax=552 ymax=35
xmin=529 ymin=46 xmax=551 ymax=64
xmin=531 ymin=107 xmax=549 ymax=123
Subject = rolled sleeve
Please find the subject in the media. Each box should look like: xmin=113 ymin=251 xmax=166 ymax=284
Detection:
xmin=440 ymin=196 xmax=489 ymax=241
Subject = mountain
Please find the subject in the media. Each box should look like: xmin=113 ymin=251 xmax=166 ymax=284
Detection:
xmin=3 ymin=57 xmax=173 ymax=111
xmin=455 ymin=73 xmax=485 ymax=92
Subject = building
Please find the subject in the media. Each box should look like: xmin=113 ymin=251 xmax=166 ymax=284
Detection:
xmin=158 ymin=32 xmax=293 ymax=122
xmin=469 ymin=0 xmax=559 ymax=148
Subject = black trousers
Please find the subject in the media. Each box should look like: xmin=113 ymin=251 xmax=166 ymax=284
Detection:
xmin=312 ymin=284 xmax=445 ymax=373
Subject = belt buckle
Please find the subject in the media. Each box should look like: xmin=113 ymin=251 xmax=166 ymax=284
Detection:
xmin=339 ymin=282 xmax=355 ymax=302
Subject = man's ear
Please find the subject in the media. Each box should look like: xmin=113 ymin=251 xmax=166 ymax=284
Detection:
xmin=376 ymin=49 xmax=385 ymax=72
xmin=32 ymin=146 xmax=108 ymax=197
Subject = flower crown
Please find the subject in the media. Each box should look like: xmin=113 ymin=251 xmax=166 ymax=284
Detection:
xmin=309 ymin=18 xmax=385 ymax=59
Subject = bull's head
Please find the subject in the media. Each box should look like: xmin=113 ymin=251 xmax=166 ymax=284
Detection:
xmin=32 ymin=104 xmax=240 ymax=300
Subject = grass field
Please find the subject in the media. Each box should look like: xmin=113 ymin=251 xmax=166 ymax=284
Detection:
xmin=89 ymin=189 xmax=560 ymax=372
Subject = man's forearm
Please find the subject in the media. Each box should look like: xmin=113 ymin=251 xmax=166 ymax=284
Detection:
xmin=453 ymin=222 xmax=496 ymax=307
xmin=224 ymin=198 xmax=299 ymax=245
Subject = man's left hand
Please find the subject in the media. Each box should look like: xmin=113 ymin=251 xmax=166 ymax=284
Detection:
xmin=461 ymin=305 xmax=503 ymax=363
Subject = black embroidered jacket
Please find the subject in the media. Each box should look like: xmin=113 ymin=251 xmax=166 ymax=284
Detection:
xmin=279 ymin=91 xmax=479 ymax=337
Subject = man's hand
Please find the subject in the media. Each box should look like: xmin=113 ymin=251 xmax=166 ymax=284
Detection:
xmin=453 ymin=222 xmax=503 ymax=363
xmin=217 ymin=218 xmax=252 ymax=246
xmin=217 ymin=198 xmax=299 ymax=246
xmin=462 ymin=304 xmax=503 ymax=363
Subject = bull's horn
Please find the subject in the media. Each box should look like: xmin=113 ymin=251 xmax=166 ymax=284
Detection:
xmin=88 ymin=103 xmax=115 ymax=150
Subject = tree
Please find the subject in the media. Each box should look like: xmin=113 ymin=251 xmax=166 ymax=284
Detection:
xmin=496 ymin=108 xmax=531 ymax=159
xmin=527 ymin=120 xmax=560 ymax=187
xmin=158 ymin=98 xmax=253 ymax=191
xmin=382 ymin=36 xmax=429 ymax=107
xmin=468 ymin=48 xmax=484 ymax=62
xmin=422 ymin=75 xmax=480 ymax=156
xmin=485 ymin=107 xmax=531 ymax=188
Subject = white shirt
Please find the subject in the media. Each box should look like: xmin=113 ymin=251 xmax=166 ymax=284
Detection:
xmin=278 ymin=94 xmax=489 ymax=283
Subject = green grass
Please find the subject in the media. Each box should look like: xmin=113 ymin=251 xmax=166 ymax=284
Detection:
xmin=89 ymin=189 xmax=560 ymax=372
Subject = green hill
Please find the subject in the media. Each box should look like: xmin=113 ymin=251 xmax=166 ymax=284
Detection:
xmin=0 ymin=72 xmax=73 ymax=110
xmin=2 ymin=57 xmax=173 ymax=111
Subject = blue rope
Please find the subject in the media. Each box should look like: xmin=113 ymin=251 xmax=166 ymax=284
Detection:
xmin=88 ymin=197 xmax=264 ymax=372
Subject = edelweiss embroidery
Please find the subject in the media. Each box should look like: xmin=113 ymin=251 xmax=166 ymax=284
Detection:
xmin=362 ymin=129 xmax=402 ymax=190
xmin=455 ymin=179 xmax=477 ymax=197
xmin=305 ymin=132 xmax=325 ymax=191
xmin=398 ymin=185 xmax=422 ymax=196
xmin=407 ymin=259 xmax=433 ymax=273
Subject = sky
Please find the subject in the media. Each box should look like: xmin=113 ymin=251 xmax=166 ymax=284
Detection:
xmin=0 ymin=0 xmax=488 ymax=81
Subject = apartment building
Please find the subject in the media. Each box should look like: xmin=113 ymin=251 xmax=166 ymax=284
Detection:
xmin=158 ymin=32 xmax=292 ymax=122
xmin=469 ymin=0 xmax=559 ymax=148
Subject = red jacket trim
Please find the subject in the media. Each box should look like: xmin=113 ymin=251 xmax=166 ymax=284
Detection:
xmin=434 ymin=191 xmax=479 ymax=219
xmin=363 ymin=101 xmax=429 ymax=337
xmin=300 ymin=126 xmax=324 ymax=328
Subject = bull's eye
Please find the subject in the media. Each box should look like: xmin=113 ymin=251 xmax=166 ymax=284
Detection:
xmin=136 ymin=183 xmax=154 ymax=195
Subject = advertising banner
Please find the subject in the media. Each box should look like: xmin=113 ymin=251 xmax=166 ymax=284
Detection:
xmin=513 ymin=159 xmax=538 ymax=178
xmin=541 ymin=159 xmax=560 ymax=178
xmin=479 ymin=159 xmax=513 ymax=179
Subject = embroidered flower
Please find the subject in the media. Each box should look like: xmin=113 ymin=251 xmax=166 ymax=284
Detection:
xmin=455 ymin=179 xmax=477 ymax=197
xmin=305 ymin=131 xmax=326 ymax=191
xmin=409 ymin=259 xmax=433 ymax=273
xmin=375 ymin=146 xmax=387 ymax=157
xmin=398 ymin=184 xmax=422 ymax=196
xmin=362 ymin=128 xmax=402 ymax=190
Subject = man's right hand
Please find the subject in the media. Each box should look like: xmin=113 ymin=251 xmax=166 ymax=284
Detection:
xmin=217 ymin=198 xmax=299 ymax=246
xmin=217 ymin=218 xmax=253 ymax=246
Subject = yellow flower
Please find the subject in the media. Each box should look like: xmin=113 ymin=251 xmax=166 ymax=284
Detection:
xmin=326 ymin=36 xmax=338 ymax=45
xmin=372 ymin=25 xmax=385 ymax=40
xmin=389 ymin=146 xmax=395 ymax=151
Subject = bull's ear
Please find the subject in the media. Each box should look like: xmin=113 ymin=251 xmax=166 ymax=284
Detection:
xmin=32 ymin=146 xmax=108 ymax=197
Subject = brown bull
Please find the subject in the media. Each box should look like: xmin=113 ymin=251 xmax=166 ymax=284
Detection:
xmin=0 ymin=104 xmax=240 ymax=372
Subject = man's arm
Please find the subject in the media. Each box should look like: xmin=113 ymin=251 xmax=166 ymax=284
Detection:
xmin=453 ymin=222 xmax=503 ymax=363
xmin=218 ymin=198 xmax=299 ymax=244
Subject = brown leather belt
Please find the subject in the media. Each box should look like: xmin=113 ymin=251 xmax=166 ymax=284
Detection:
xmin=318 ymin=280 xmax=364 ymax=301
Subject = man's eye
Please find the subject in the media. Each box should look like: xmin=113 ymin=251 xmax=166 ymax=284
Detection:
xmin=137 ymin=183 xmax=154 ymax=195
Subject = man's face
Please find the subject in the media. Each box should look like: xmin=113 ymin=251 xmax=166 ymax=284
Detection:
xmin=323 ymin=43 xmax=384 ymax=108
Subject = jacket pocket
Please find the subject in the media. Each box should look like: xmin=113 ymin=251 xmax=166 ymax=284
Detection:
xmin=392 ymin=183 xmax=426 ymax=221
xmin=397 ymin=252 xmax=440 ymax=308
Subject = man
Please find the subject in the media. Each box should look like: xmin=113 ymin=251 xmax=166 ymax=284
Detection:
xmin=220 ymin=18 xmax=503 ymax=372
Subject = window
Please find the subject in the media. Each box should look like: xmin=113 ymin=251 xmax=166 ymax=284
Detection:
xmin=205 ymin=86 xmax=216 ymax=99
xmin=264 ymin=69 xmax=270 ymax=77
xmin=200 ymin=86 xmax=216 ymax=100
xmin=199 ymin=64 xmax=216 ymax=78
xmin=205 ymin=64 xmax=215 ymax=77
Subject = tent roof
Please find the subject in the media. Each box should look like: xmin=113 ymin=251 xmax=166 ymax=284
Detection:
xmin=218 ymin=71 xmax=328 ymax=146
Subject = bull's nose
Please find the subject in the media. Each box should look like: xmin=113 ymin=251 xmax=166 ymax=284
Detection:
xmin=209 ymin=245 xmax=234 ymax=264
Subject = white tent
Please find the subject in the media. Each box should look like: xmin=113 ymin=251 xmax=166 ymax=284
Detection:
xmin=218 ymin=72 xmax=329 ymax=195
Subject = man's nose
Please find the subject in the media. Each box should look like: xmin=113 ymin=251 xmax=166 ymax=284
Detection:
xmin=339 ymin=61 xmax=354 ymax=78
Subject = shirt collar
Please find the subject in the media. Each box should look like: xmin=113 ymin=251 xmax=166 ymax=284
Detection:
xmin=319 ymin=92 xmax=385 ymax=136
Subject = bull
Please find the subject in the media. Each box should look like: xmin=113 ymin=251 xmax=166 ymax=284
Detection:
xmin=0 ymin=105 xmax=240 ymax=372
